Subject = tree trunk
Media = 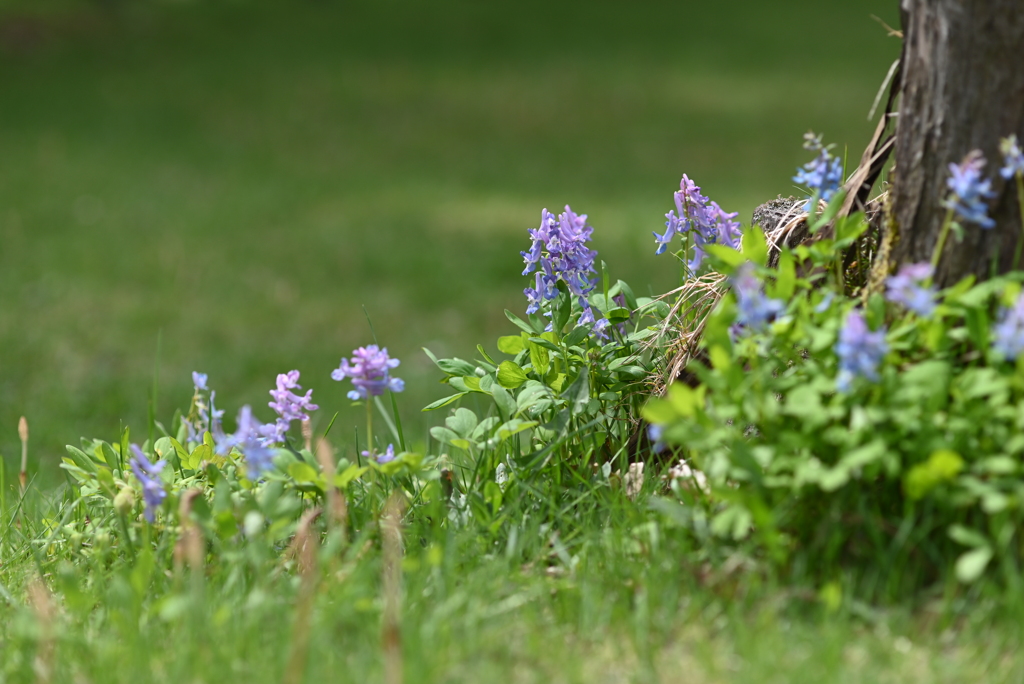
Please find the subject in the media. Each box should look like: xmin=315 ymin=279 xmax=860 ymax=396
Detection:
xmin=891 ymin=0 xmax=1024 ymax=285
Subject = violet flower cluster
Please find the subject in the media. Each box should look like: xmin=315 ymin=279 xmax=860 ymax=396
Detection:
xmin=885 ymin=263 xmax=937 ymax=317
xmin=215 ymin=405 xmax=276 ymax=477
xmin=792 ymin=132 xmax=844 ymax=210
xmin=186 ymin=371 xmax=223 ymax=445
xmin=129 ymin=444 xmax=167 ymax=522
xmin=522 ymin=206 xmax=608 ymax=337
xmin=263 ymin=370 xmax=318 ymax=443
xmin=653 ymin=174 xmax=742 ymax=273
xmin=731 ymin=263 xmax=785 ymax=333
xmin=993 ymin=293 xmax=1024 ymax=361
xmin=332 ymin=345 xmax=404 ymax=400
xmin=1001 ymin=135 xmax=1024 ymax=180
xmin=835 ymin=310 xmax=888 ymax=393
xmin=943 ymin=151 xmax=996 ymax=228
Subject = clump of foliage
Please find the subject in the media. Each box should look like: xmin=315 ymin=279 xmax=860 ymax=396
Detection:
xmin=644 ymin=134 xmax=1024 ymax=600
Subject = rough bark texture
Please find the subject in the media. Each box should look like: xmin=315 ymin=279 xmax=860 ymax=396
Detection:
xmin=891 ymin=0 xmax=1024 ymax=285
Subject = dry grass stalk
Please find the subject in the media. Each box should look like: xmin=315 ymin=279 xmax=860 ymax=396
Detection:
xmin=283 ymin=507 xmax=322 ymax=684
xmin=174 ymin=489 xmax=205 ymax=574
xmin=301 ymin=418 xmax=313 ymax=452
xmin=27 ymin=578 xmax=55 ymax=684
xmin=314 ymin=438 xmax=348 ymax=532
xmin=648 ymin=271 xmax=727 ymax=396
xmin=381 ymin=493 xmax=406 ymax=684
xmin=19 ymin=416 xmax=28 ymax=493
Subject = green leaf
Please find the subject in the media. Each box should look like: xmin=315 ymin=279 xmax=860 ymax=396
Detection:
xmin=495 ymin=419 xmax=538 ymax=441
xmin=168 ymin=437 xmax=190 ymax=465
xmin=187 ymin=444 xmax=211 ymax=471
xmin=334 ymin=464 xmax=368 ymax=489
xmin=422 ymin=392 xmax=468 ymax=411
xmin=505 ymin=309 xmax=541 ymax=334
xmin=741 ymin=227 xmax=768 ymax=266
xmin=809 ymin=188 xmax=847 ymax=233
xmin=64 ymin=446 xmax=98 ymax=474
xmin=288 ymin=462 xmax=324 ymax=487
xmin=955 ymin=546 xmax=993 ymax=583
xmin=423 ymin=347 xmax=478 ymax=376
xmin=563 ymin=325 xmax=590 ymax=347
xmin=130 ymin=548 xmax=155 ymax=598
xmin=476 ymin=344 xmax=497 ymax=366
xmin=527 ymin=338 xmax=551 ymax=376
xmin=497 ymin=335 xmax=525 ymax=355
xmin=446 ymin=408 xmax=479 ymax=438
xmin=704 ymin=244 xmax=746 ymax=269
xmin=948 ymin=524 xmax=988 ymax=548
xmin=666 ymin=383 xmax=706 ymax=418
xmin=605 ymin=307 xmax=632 ymax=323
xmin=552 ymin=291 xmax=572 ymax=332
xmin=565 ymin=370 xmax=590 ymax=415
xmin=834 ymin=212 xmax=868 ymax=243
xmin=774 ymin=249 xmax=796 ymax=300
xmin=497 ymin=361 xmax=529 ymax=389
xmin=491 ymin=385 xmax=516 ymax=422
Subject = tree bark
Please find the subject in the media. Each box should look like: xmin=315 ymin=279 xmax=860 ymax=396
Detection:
xmin=891 ymin=0 xmax=1024 ymax=285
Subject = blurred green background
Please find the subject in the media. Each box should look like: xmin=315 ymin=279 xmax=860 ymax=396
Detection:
xmin=0 ymin=0 xmax=900 ymax=481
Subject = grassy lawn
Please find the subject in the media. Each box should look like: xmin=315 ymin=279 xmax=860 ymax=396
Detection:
xmin=5 ymin=5 xmax=1024 ymax=681
xmin=0 ymin=0 xmax=900 ymax=479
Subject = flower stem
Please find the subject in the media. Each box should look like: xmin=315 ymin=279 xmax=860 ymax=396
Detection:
xmin=1013 ymin=174 xmax=1024 ymax=271
xmin=931 ymin=207 xmax=956 ymax=272
xmin=366 ymin=400 xmax=374 ymax=461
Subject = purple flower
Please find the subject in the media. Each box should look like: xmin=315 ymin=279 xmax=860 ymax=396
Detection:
xmin=835 ymin=310 xmax=888 ymax=393
xmin=885 ymin=262 xmax=937 ymax=317
xmin=186 ymin=373 xmax=223 ymax=445
xmin=654 ymin=174 xmax=742 ymax=271
xmin=521 ymin=206 xmax=608 ymax=335
xmin=942 ymin=151 xmax=996 ymax=228
xmin=793 ymin=132 xmax=844 ymax=209
xmin=332 ymin=345 xmax=404 ymax=401
xmin=993 ymin=293 xmax=1024 ymax=360
xmin=129 ymin=444 xmax=167 ymax=522
xmin=1001 ymin=135 xmax=1024 ymax=180
xmin=215 ymin=405 xmax=275 ymax=476
xmin=647 ymin=424 xmax=666 ymax=454
xmin=362 ymin=443 xmax=397 ymax=464
xmin=731 ymin=262 xmax=785 ymax=332
xmin=266 ymin=370 xmax=318 ymax=442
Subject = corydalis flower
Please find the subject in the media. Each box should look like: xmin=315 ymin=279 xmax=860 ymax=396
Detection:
xmin=186 ymin=372 xmax=223 ymax=445
xmin=332 ymin=345 xmax=404 ymax=401
xmin=521 ymin=206 xmax=608 ymax=336
xmin=653 ymin=174 xmax=742 ymax=272
xmin=943 ymin=150 xmax=996 ymax=228
xmin=885 ymin=262 xmax=937 ymax=317
xmin=731 ymin=263 xmax=785 ymax=332
xmin=362 ymin=443 xmax=396 ymax=464
xmin=793 ymin=132 xmax=844 ymax=210
xmin=1001 ymin=135 xmax=1024 ymax=180
xmin=993 ymin=293 xmax=1024 ymax=360
xmin=263 ymin=370 xmax=318 ymax=443
xmin=215 ymin=405 xmax=275 ymax=476
xmin=835 ymin=310 xmax=888 ymax=393
xmin=129 ymin=444 xmax=167 ymax=522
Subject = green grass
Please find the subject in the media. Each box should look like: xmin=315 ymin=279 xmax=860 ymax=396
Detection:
xmin=7 ymin=6 xmax=986 ymax=680
xmin=0 ymin=0 xmax=900 ymax=480
xmin=2 ymin=461 xmax=1021 ymax=684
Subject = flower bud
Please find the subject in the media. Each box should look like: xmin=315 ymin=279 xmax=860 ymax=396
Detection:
xmin=114 ymin=486 xmax=136 ymax=516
